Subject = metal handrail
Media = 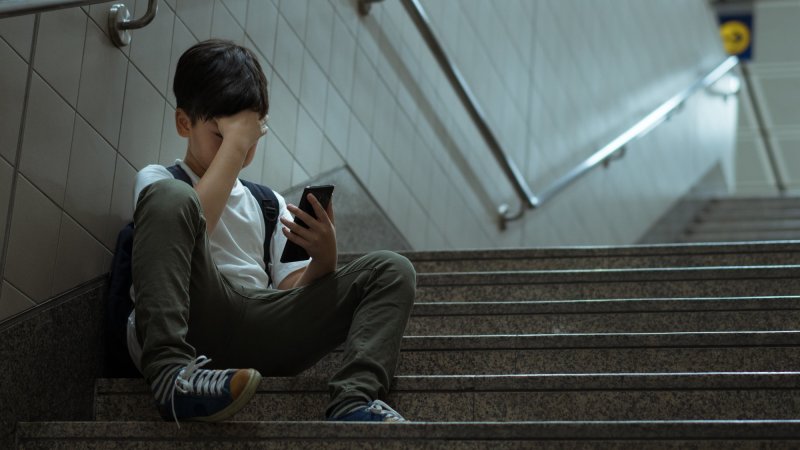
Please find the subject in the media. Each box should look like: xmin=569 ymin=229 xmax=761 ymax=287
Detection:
xmin=536 ymin=56 xmax=741 ymax=208
xmin=0 ymin=0 xmax=158 ymax=47
xmin=360 ymin=0 xmax=740 ymax=230
xmin=360 ymin=0 xmax=539 ymax=228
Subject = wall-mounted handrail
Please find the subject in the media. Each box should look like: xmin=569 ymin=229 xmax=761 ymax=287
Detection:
xmin=536 ymin=56 xmax=740 ymax=207
xmin=360 ymin=0 xmax=740 ymax=230
xmin=0 ymin=0 xmax=158 ymax=47
xmin=360 ymin=0 xmax=540 ymax=228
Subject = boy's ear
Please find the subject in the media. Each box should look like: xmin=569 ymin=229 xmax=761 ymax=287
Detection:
xmin=175 ymin=108 xmax=192 ymax=138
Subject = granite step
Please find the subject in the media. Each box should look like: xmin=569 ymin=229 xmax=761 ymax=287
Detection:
xmin=704 ymin=197 xmax=800 ymax=210
xmin=302 ymin=331 xmax=800 ymax=376
xmin=407 ymin=296 xmax=800 ymax=335
xmin=17 ymin=420 xmax=800 ymax=449
xmin=415 ymin=265 xmax=800 ymax=302
xmin=95 ymin=372 xmax=800 ymax=422
xmin=695 ymin=210 xmax=800 ymax=223
xmin=688 ymin=219 xmax=800 ymax=233
xmin=341 ymin=241 xmax=800 ymax=272
xmin=680 ymin=231 xmax=800 ymax=243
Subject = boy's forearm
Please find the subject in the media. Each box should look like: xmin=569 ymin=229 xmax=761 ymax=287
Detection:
xmin=195 ymin=143 xmax=248 ymax=233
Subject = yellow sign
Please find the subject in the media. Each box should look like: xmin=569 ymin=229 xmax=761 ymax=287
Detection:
xmin=720 ymin=20 xmax=751 ymax=56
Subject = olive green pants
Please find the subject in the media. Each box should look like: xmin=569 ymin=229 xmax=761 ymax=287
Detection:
xmin=132 ymin=179 xmax=416 ymax=417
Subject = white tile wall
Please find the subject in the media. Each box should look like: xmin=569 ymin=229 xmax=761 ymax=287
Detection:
xmin=77 ymin=20 xmax=128 ymax=146
xmin=34 ymin=7 xmax=87 ymax=107
xmin=5 ymin=176 xmax=62 ymax=303
xmin=0 ymin=15 xmax=35 ymax=61
xmin=52 ymin=213 xmax=112 ymax=295
xmin=0 ymin=36 xmax=28 ymax=165
xmin=19 ymin=73 xmax=76 ymax=205
xmin=0 ymin=158 xmax=12 ymax=257
xmin=0 ymin=0 xmax=735 ymax=321
xmin=63 ymin=117 xmax=117 ymax=243
xmin=0 ymin=281 xmax=35 ymax=322
xmin=118 ymin=65 xmax=166 ymax=170
xmin=130 ymin=0 xmax=175 ymax=96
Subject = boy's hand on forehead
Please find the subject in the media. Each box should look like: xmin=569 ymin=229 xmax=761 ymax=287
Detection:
xmin=215 ymin=110 xmax=266 ymax=155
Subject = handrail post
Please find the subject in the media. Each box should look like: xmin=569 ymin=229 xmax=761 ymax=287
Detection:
xmin=108 ymin=0 xmax=158 ymax=47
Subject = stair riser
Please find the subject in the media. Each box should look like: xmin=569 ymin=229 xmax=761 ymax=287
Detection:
xmin=18 ymin=438 xmax=799 ymax=449
xmin=416 ymin=278 xmax=800 ymax=302
xmin=19 ymin=421 xmax=800 ymax=449
xmin=95 ymin=389 xmax=800 ymax=422
xmin=299 ymin=346 xmax=800 ymax=377
xmin=406 ymin=310 xmax=800 ymax=334
xmin=680 ymin=232 xmax=800 ymax=242
xmin=411 ymin=252 xmax=800 ymax=272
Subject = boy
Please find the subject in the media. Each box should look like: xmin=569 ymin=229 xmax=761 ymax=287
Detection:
xmin=128 ymin=39 xmax=415 ymax=424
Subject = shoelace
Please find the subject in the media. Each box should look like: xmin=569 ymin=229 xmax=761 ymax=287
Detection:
xmin=366 ymin=400 xmax=406 ymax=422
xmin=169 ymin=355 xmax=232 ymax=428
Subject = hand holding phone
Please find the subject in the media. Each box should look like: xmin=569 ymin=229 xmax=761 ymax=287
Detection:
xmin=280 ymin=185 xmax=335 ymax=263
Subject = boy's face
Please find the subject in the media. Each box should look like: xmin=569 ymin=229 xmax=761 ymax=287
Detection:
xmin=176 ymin=109 xmax=257 ymax=176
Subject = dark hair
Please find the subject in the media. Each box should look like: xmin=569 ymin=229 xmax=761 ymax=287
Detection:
xmin=173 ymin=39 xmax=268 ymax=123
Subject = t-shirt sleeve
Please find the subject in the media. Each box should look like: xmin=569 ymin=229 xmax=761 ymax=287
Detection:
xmin=133 ymin=164 xmax=173 ymax=212
xmin=269 ymin=192 xmax=310 ymax=288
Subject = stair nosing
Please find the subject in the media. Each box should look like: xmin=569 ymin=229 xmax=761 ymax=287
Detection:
xmin=17 ymin=420 xmax=800 ymax=441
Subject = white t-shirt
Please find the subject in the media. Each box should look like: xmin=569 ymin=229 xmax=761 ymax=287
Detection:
xmin=127 ymin=160 xmax=309 ymax=369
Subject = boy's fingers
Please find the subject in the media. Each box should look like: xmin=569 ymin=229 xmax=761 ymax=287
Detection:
xmin=307 ymin=194 xmax=331 ymax=226
xmin=280 ymin=216 xmax=311 ymax=240
xmin=282 ymin=226 xmax=310 ymax=248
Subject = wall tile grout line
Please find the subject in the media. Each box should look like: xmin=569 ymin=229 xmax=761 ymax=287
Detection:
xmin=0 ymin=14 xmax=41 ymax=302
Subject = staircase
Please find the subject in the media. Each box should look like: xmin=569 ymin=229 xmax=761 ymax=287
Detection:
xmin=14 ymin=241 xmax=800 ymax=448
xmin=682 ymin=197 xmax=800 ymax=243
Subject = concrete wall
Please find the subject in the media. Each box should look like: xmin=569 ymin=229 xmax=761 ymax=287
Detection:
xmin=0 ymin=0 xmax=735 ymax=321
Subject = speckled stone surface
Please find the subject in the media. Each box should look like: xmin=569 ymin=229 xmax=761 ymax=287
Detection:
xmin=15 ymin=420 xmax=800 ymax=448
xmin=0 ymin=279 xmax=106 ymax=449
xmin=340 ymin=241 xmax=800 ymax=272
xmin=94 ymin=373 xmax=800 ymax=422
xmin=409 ymin=295 xmax=800 ymax=336
xmin=682 ymin=231 xmax=800 ymax=243
xmin=415 ymin=266 xmax=800 ymax=302
xmin=407 ymin=308 xmax=800 ymax=335
xmin=291 ymin=332 xmax=800 ymax=377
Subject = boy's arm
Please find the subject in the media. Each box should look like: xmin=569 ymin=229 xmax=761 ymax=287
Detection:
xmin=277 ymin=195 xmax=337 ymax=289
xmin=195 ymin=111 xmax=262 ymax=233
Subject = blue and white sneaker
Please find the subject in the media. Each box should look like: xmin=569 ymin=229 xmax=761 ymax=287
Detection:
xmin=151 ymin=356 xmax=261 ymax=424
xmin=329 ymin=400 xmax=407 ymax=422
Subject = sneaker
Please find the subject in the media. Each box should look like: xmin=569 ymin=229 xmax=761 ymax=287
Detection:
xmin=152 ymin=355 xmax=261 ymax=424
xmin=328 ymin=400 xmax=407 ymax=422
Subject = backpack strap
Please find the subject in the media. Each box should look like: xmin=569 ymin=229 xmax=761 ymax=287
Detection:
xmin=166 ymin=164 xmax=192 ymax=186
xmin=166 ymin=164 xmax=279 ymax=286
xmin=240 ymin=179 xmax=280 ymax=287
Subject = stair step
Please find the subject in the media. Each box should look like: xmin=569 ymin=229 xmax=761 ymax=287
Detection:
xmin=705 ymin=197 xmax=800 ymax=210
xmin=680 ymin=232 xmax=800 ymax=243
xmin=416 ymin=265 xmax=800 ymax=302
xmin=17 ymin=420 xmax=800 ymax=448
xmin=696 ymin=210 xmax=800 ymax=222
xmin=689 ymin=220 xmax=800 ymax=233
xmin=299 ymin=331 xmax=800 ymax=376
xmin=341 ymin=241 xmax=800 ymax=272
xmin=408 ymin=296 xmax=800 ymax=334
xmin=94 ymin=372 xmax=800 ymax=422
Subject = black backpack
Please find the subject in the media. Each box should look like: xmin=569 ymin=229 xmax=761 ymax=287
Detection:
xmin=104 ymin=164 xmax=279 ymax=377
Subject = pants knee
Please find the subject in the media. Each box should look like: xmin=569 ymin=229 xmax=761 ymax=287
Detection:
xmin=365 ymin=250 xmax=416 ymax=304
xmin=135 ymin=179 xmax=202 ymax=222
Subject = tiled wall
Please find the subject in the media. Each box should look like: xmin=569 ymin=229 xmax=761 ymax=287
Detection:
xmin=732 ymin=0 xmax=800 ymax=194
xmin=0 ymin=0 xmax=734 ymax=321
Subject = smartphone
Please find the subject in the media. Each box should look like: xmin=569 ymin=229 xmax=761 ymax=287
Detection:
xmin=280 ymin=185 xmax=335 ymax=263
